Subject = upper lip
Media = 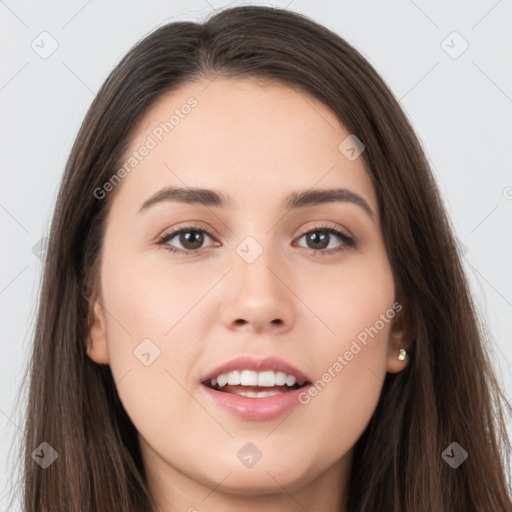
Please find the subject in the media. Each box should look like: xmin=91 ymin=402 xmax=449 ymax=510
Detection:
xmin=200 ymin=355 xmax=312 ymax=384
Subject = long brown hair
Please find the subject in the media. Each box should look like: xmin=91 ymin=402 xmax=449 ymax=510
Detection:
xmin=12 ymin=5 xmax=511 ymax=511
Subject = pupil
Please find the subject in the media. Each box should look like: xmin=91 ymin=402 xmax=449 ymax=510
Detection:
xmin=182 ymin=230 xmax=203 ymax=249
xmin=309 ymin=231 xmax=328 ymax=249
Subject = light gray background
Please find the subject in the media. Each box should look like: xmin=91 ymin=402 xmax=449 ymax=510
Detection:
xmin=1 ymin=0 xmax=511 ymax=508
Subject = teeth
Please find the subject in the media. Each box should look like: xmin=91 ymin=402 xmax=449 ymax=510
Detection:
xmin=217 ymin=374 xmax=229 ymax=387
xmin=227 ymin=370 xmax=241 ymax=385
xmin=274 ymin=371 xmax=286 ymax=385
xmin=209 ymin=369 xmax=303 ymax=389
xmin=240 ymin=370 xmax=258 ymax=386
xmin=285 ymin=374 xmax=297 ymax=386
xmin=258 ymin=370 xmax=275 ymax=387
xmin=236 ymin=390 xmax=282 ymax=398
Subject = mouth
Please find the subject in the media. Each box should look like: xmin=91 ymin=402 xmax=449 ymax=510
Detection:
xmin=201 ymin=372 xmax=311 ymax=398
xmin=200 ymin=360 xmax=314 ymax=420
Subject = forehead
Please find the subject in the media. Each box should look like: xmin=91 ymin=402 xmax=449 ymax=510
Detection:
xmin=114 ymin=77 xmax=377 ymax=214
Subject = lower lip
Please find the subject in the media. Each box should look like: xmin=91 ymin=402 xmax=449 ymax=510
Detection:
xmin=200 ymin=384 xmax=312 ymax=421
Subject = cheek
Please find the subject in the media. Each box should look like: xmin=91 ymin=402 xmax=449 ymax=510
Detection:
xmin=101 ymin=247 xmax=211 ymax=345
xmin=303 ymin=246 xmax=395 ymax=351
xmin=98 ymin=257 xmax=206 ymax=445
xmin=98 ymin=250 xmax=209 ymax=403
xmin=291 ymin=252 xmax=395 ymax=451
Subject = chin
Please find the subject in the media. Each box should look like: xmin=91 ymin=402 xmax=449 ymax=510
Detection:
xmin=203 ymin=457 xmax=314 ymax=496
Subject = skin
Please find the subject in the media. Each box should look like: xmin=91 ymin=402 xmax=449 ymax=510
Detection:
xmin=87 ymin=77 xmax=411 ymax=512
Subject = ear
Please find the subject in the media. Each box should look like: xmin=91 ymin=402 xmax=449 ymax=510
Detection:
xmin=386 ymin=298 xmax=413 ymax=374
xmin=86 ymin=296 xmax=110 ymax=365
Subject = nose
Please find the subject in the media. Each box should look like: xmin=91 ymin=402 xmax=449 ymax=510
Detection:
xmin=218 ymin=241 xmax=295 ymax=334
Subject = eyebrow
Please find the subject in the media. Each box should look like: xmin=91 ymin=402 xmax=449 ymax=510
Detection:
xmin=138 ymin=186 xmax=375 ymax=220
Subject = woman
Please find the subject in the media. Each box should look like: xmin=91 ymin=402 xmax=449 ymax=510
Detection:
xmin=17 ymin=5 xmax=511 ymax=511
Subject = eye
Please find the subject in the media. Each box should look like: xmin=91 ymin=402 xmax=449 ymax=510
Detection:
xmin=157 ymin=224 xmax=217 ymax=255
xmin=156 ymin=222 xmax=356 ymax=257
xmin=294 ymin=223 xmax=356 ymax=256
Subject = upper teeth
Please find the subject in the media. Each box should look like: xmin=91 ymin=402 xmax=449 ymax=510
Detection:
xmin=211 ymin=370 xmax=303 ymax=388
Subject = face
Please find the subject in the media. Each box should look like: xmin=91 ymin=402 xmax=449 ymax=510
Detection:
xmin=87 ymin=77 xmax=409 ymax=509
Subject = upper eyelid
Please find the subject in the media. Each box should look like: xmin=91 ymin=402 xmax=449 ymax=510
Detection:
xmin=158 ymin=223 xmax=216 ymax=242
xmin=158 ymin=223 xmax=351 ymax=238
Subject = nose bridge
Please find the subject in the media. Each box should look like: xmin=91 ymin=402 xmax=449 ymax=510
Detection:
xmin=218 ymin=227 xmax=295 ymax=331
xmin=232 ymin=231 xmax=285 ymax=295
xmin=224 ymin=195 xmax=293 ymax=282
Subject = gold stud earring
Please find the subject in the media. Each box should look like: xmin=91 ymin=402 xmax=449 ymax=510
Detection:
xmin=398 ymin=348 xmax=407 ymax=361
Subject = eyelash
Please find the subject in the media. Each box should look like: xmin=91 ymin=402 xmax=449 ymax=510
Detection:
xmin=156 ymin=223 xmax=356 ymax=257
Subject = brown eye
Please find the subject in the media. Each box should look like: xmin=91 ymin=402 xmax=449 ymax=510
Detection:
xmin=157 ymin=226 xmax=216 ymax=255
xmin=295 ymin=225 xmax=356 ymax=256
xmin=177 ymin=230 xmax=205 ymax=250
xmin=157 ymin=223 xmax=355 ymax=257
xmin=304 ymin=230 xmax=330 ymax=250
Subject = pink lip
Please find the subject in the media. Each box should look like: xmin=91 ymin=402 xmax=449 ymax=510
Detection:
xmin=199 ymin=355 xmax=312 ymax=384
xmin=200 ymin=383 xmax=314 ymax=421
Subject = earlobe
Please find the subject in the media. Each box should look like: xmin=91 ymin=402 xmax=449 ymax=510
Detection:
xmin=386 ymin=299 xmax=413 ymax=374
xmin=86 ymin=299 xmax=110 ymax=365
